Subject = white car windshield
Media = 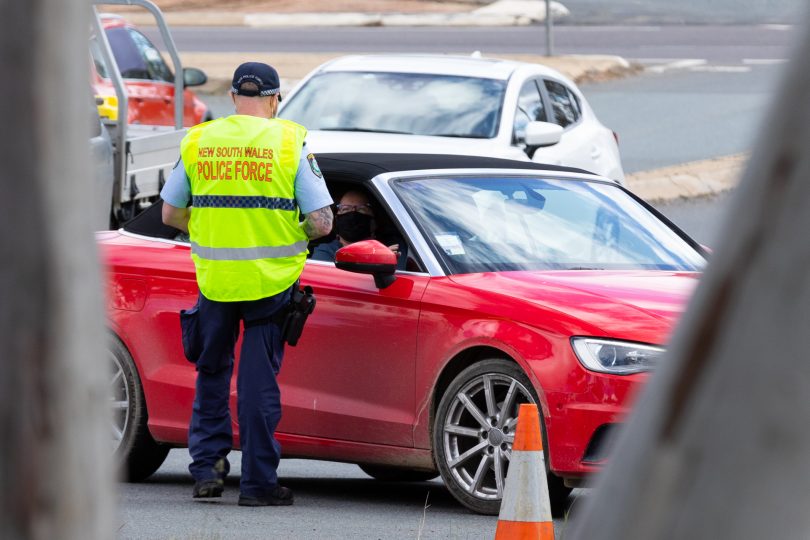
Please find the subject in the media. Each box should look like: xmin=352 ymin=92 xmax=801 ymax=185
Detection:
xmin=394 ymin=176 xmax=706 ymax=274
xmin=279 ymin=72 xmax=507 ymax=139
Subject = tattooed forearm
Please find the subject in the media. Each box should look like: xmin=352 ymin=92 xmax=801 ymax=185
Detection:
xmin=302 ymin=206 xmax=334 ymax=240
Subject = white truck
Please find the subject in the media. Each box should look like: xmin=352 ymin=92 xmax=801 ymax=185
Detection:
xmin=90 ymin=0 xmax=193 ymax=229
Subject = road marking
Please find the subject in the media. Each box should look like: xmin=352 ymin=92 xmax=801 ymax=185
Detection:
xmin=646 ymin=59 xmax=707 ymax=74
xmin=633 ymin=58 xmax=692 ymax=64
xmin=559 ymin=25 xmax=661 ymax=32
xmin=645 ymin=59 xmax=763 ymax=74
xmin=689 ymin=65 xmax=752 ymax=73
xmin=743 ymin=58 xmax=788 ymax=65
xmin=760 ymin=24 xmax=793 ymax=31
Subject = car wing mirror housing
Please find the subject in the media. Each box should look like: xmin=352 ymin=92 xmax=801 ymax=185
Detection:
xmin=335 ymin=240 xmax=398 ymax=289
xmin=525 ymin=121 xmax=563 ymax=147
xmin=183 ymin=67 xmax=208 ymax=88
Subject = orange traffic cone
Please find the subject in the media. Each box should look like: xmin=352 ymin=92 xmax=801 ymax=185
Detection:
xmin=494 ymin=403 xmax=554 ymax=540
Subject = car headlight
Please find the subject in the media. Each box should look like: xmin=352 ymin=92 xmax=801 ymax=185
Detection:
xmin=571 ymin=338 xmax=665 ymax=374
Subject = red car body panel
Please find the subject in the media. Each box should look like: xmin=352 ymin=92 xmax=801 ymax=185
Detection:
xmin=100 ymin=225 xmax=699 ymax=479
xmin=280 ymin=262 xmax=427 ymax=447
xmin=91 ymin=17 xmax=207 ymax=127
xmin=93 ymin=76 xmax=207 ymax=127
xmin=411 ymin=271 xmax=696 ymax=475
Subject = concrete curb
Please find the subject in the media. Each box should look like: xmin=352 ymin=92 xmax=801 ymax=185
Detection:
xmin=626 ymin=154 xmax=745 ymax=202
xmin=118 ymin=0 xmax=569 ymax=27
xmin=241 ymin=12 xmax=538 ymax=28
xmin=130 ymin=11 xmax=539 ymax=27
xmin=244 ymin=13 xmax=383 ymax=27
xmin=474 ymin=0 xmax=569 ymax=20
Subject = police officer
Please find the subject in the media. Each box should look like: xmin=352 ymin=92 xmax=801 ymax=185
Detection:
xmin=161 ymin=62 xmax=333 ymax=506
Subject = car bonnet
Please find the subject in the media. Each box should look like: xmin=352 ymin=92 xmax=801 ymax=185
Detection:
xmin=447 ymin=270 xmax=700 ymax=342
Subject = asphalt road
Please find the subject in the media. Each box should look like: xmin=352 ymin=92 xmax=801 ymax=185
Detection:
xmin=117 ymin=450 xmax=578 ymax=539
xmin=560 ymin=0 xmax=804 ymax=24
xmin=582 ymin=63 xmax=785 ymax=173
xmin=654 ymin=192 xmax=733 ymax=248
xmin=149 ymin=24 xmax=798 ymax=63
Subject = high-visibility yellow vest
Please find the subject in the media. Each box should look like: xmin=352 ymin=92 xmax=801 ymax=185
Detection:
xmin=180 ymin=114 xmax=309 ymax=302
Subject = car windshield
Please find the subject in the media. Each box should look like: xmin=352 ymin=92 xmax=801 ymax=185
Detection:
xmin=278 ymin=71 xmax=506 ymax=139
xmin=394 ymin=176 xmax=705 ymax=274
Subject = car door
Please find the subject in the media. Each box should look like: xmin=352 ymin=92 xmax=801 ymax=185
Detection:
xmin=278 ymin=261 xmax=429 ymax=447
xmin=532 ymin=78 xmax=596 ymax=172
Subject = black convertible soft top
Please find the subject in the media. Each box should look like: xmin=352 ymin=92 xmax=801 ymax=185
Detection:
xmin=122 ymin=153 xmax=593 ymax=238
xmin=315 ymin=153 xmax=593 ymax=182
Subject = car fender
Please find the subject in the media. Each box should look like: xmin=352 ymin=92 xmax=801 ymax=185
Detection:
xmin=413 ymin=315 xmax=555 ymax=449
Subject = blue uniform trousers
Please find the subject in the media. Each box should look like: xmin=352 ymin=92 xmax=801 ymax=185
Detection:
xmin=188 ymin=287 xmax=291 ymax=498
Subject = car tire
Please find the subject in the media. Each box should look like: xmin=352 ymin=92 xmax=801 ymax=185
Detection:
xmin=433 ymin=358 xmax=572 ymax=516
xmin=358 ymin=464 xmax=439 ymax=482
xmin=110 ymin=336 xmax=169 ymax=481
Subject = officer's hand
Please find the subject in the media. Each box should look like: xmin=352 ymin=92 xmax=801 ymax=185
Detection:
xmin=387 ymin=244 xmax=400 ymax=258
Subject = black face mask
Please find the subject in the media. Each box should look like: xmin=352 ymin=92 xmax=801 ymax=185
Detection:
xmin=335 ymin=212 xmax=373 ymax=243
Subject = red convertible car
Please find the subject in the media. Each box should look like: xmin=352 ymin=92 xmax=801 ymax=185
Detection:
xmin=102 ymin=154 xmax=704 ymax=514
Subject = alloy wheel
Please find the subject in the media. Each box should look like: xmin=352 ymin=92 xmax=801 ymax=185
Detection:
xmin=110 ymin=350 xmax=131 ymax=453
xmin=441 ymin=373 xmax=535 ymax=500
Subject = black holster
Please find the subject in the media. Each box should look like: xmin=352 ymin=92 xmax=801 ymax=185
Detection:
xmin=278 ymin=284 xmax=316 ymax=346
xmin=179 ymin=305 xmax=202 ymax=364
xmin=243 ymin=283 xmax=316 ymax=347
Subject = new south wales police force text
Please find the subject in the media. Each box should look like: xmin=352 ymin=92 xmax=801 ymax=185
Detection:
xmin=196 ymin=146 xmax=274 ymax=183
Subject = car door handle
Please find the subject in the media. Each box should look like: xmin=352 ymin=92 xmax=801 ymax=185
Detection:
xmin=590 ymin=146 xmax=602 ymax=159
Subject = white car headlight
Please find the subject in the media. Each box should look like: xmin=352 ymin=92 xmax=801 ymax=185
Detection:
xmin=571 ymin=338 xmax=665 ymax=374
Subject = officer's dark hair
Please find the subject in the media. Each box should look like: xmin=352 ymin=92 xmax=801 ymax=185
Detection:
xmin=237 ymin=81 xmax=260 ymax=95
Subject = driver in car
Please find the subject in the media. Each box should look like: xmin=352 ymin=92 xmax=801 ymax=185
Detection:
xmin=311 ymin=190 xmax=401 ymax=263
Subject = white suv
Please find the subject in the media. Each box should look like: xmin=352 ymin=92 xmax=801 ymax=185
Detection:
xmin=278 ymin=54 xmax=625 ymax=184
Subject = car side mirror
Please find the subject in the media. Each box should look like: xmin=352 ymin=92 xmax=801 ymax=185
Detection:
xmin=525 ymin=121 xmax=563 ymax=147
xmin=183 ymin=67 xmax=208 ymax=88
xmin=335 ymin=240 xmax=397 ymax=289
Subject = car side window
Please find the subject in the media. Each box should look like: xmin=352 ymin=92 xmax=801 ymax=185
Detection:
xmin=105 ymin=26 xmax=150 ymax=80
xmin=127 ymin=29 xmax=174 ymax=83
xmin=306 ymin=182 xmax=424 ymax=273
xmin=513 ymin=79 xmax=545 ymax=143
xmin=544 ymin=79 xmax=581 ymax=128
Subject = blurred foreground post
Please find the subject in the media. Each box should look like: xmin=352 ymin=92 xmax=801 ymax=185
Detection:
xmin=0 ymin=0 xmax=113 ymax=538
xmin=545 ymin=0 xmax=554 ymax=56
xmin=570 ymin=9 xmax=810 ymax=540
